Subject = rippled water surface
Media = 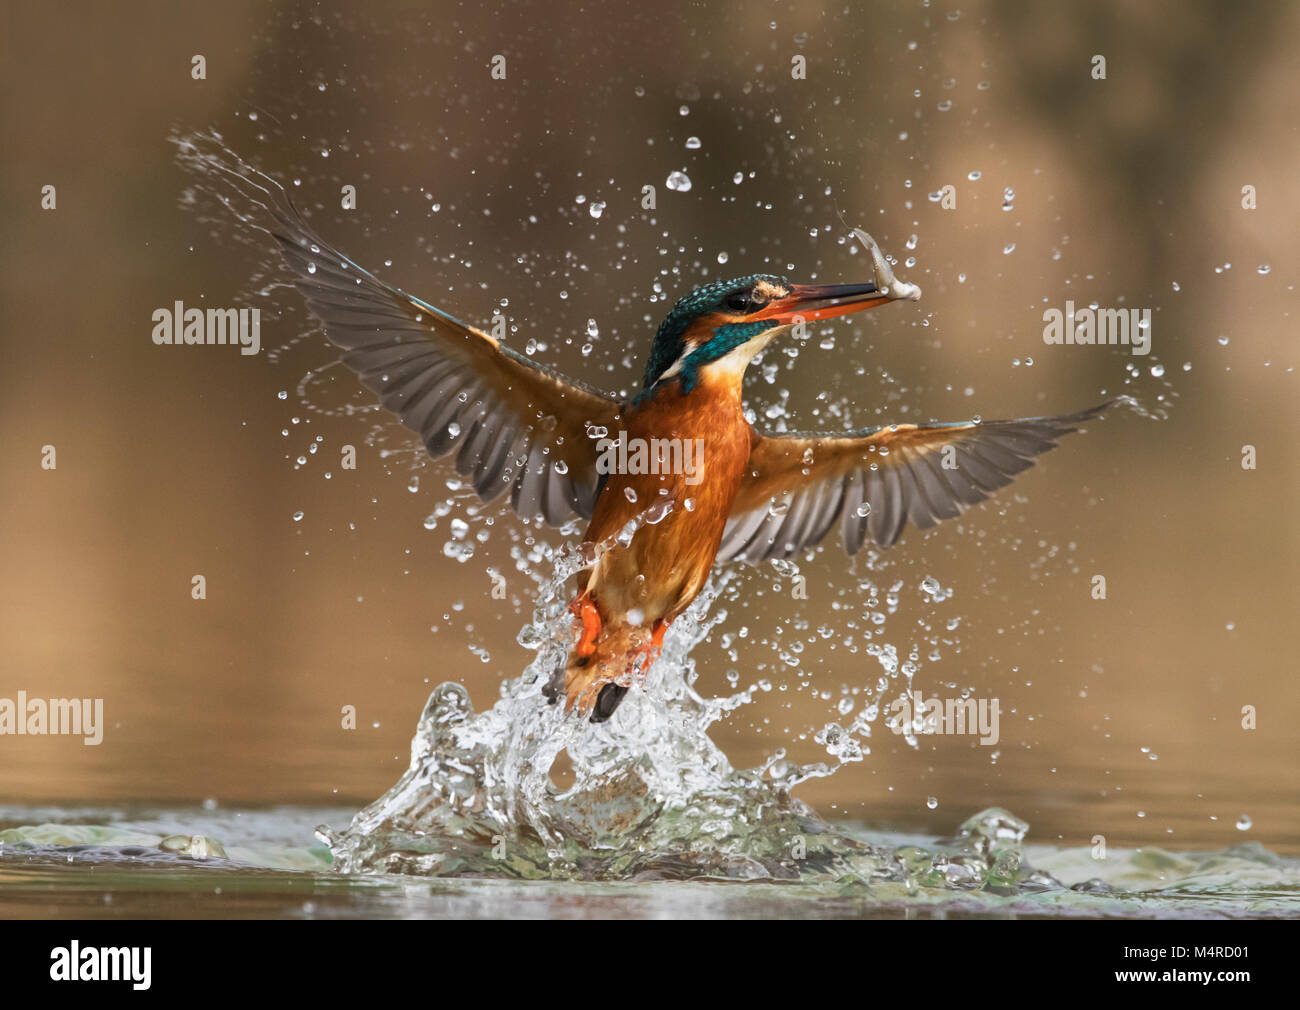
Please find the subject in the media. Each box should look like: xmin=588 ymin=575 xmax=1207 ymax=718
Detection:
xmin=3 ymin=803 xmax=1296 ymax=919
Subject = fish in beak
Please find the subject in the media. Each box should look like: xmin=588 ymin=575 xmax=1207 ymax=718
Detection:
xmin=756 ymin=228 xmax=922 ymax=325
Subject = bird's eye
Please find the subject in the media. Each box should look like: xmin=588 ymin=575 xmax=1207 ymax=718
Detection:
xmin=725 ymin=292 xmax=763 ymax=313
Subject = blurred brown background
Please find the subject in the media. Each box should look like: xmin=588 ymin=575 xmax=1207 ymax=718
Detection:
xmin=1 ymin=0 xmax=1296 ymax=854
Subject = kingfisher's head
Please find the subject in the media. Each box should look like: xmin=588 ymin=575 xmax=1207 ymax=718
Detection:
xmin=642 ymin=273 xmax=897 ymax=394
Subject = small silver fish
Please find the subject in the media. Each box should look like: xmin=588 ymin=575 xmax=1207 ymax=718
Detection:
xmin=853 ymin=227 xmax=922 ymax=302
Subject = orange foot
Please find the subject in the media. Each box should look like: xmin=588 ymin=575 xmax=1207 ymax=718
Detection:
xmin=569 ymin=593 xmax=602 ymax=659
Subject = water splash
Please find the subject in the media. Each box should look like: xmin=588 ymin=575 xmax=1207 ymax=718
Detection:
xmin=322 ymin=543 xmax=1021 ymax=889
xmin=323 ymin=549 xmax=871 ymax=880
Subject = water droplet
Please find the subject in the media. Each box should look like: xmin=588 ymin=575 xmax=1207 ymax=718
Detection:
xmin=1150 ymin=363 xmax=1165 ymax=377
xmin=1236 ymin=814 xmax=1252 ymax=831
xmin=442 ymin=540 xmax=475 ymax=562
xmin=926 ymin=796 xmax=939 ymax=810
xmin=1258 ymin=264 xmax=1270 ymax=275
xmin=666 ymin=170 xmax=692 ymax=192
xmin=588 ymin=201 xmax=605 ymax=219
xmin=732 ymin=172 xmax=743 ymax=184
xmin=685 ymin=136 xmax=701 ymax=149
xmin=1217 ymin=336 xmax=1230 ymax=346
xmin=292 ymin=510 xmax=304 ymax=522
xmin=968 ymin=170 xmax=982 ymax=181
xmin=855 ymin=502 xmax=872 ymax=518
xmin=307 ymin=262 xmax=317 ymax=274
xmin=277 ymin=390 xmax=288 ymax=400
xmin=716 ymin=251 xmax=729 ymax=265
xmin=624 ymin=487 xmax=638 ymax=503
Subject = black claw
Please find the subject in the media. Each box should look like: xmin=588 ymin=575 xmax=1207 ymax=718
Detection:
xmin=589 ymin=683 xmax=629 ymax=723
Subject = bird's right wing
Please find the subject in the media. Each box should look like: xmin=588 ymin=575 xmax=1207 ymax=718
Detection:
xmin=177 ymin=132 xmax=621 ymax=526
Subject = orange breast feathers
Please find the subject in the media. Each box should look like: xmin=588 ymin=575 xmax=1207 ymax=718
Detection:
xmin=581 ymin=379 xmax=757 ymax=623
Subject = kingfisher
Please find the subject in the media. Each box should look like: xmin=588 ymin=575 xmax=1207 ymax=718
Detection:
xmin=230 ymin=163 xmax=1111 ymax=723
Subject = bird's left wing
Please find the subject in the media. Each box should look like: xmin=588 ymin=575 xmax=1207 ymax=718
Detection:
xmin=180 ymin=133 xmax=620 ymax=526
xmin=718 ymin=402 xmax=1112 ymax=562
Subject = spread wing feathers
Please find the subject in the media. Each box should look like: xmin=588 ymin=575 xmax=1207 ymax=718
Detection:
xmin=184 ymin=136 xmax=619 ymax=526
xmin=718 ymin=402 xmax=1112 ymax=562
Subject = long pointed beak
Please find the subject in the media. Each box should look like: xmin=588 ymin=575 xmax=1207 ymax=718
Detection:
xmin=756 ymin=282 xmax=892 ymax=324
xmin=756 ymin=229 xmax=922 ymax=326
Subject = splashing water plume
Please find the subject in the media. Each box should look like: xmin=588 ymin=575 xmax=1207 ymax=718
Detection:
xmin=320 ymin=531 xmax=1019 ymax=891
xmin=323 ymin=526 xmax=862 ymax=880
